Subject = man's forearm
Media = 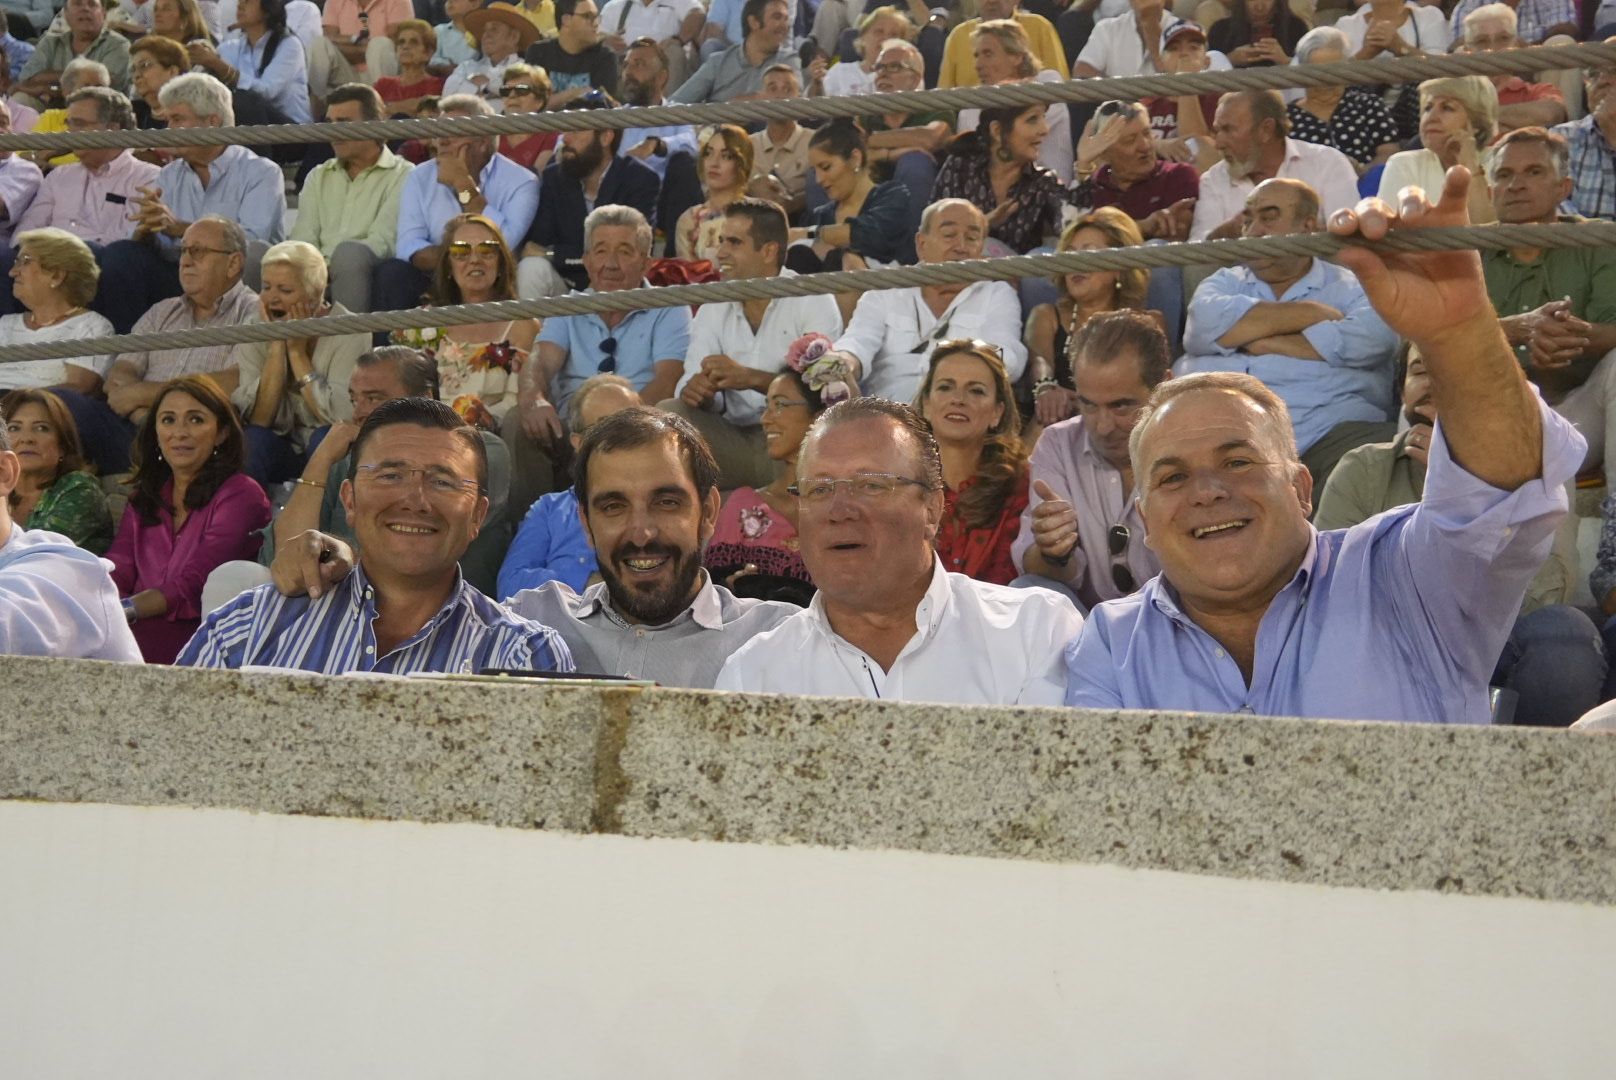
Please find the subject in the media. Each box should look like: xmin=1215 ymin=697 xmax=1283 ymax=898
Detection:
xmin=1023 ymin=545 xmax=1083 ymax=586
xmin=1498 ymin=100 xmax=1567 ymax=131
xmin=1582 ymin=323 xmax=1616 ymax=360
xmin=1217 ymin=301 xmax=1336 ymax=348
xmin=1424 ymin=313 xmax=1543 ymax=490
xmin=1245 ymin=333 xmax=1323 ymax=360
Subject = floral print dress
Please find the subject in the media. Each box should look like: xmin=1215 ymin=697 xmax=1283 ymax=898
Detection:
xmin=392 ymin=322 xmax=526 ymax=431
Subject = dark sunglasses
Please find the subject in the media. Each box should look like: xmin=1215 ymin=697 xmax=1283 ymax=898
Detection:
xmin=597 ymin=335 xmax=617 ymax=373
xmin=1108 ymin=523 xmax=1136 ymax=594
xmin=500 ymin=83 xmax=544 ymax=97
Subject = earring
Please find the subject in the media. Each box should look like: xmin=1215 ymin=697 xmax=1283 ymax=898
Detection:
xmin=994 ymin=146 xmax=1014 ymax=163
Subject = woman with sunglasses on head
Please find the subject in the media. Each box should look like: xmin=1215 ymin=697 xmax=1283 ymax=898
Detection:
xmin=374 ymin=19 xmax=445 ymax=119
xmin=916 ymin=340 xmax=1029 ymax=586
xmin=392 ymin=214 xmax=536 ymax=433
xmin=2 ymin=389 xmax=114 ymax=554
xmin=494 ymin=63 xmax=558 ymax=172
xmin=675 ymin=124 xmax=752 ymax=264
xmin=106 ymin=375 xmax=272 ymax=663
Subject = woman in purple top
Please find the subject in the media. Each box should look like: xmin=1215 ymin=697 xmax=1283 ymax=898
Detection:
xmin=106 ymin=375 xmax=271 ymax=663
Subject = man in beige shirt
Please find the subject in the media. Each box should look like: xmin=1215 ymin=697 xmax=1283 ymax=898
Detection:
xmin=747 ymin=63 xmax=810 ymax=216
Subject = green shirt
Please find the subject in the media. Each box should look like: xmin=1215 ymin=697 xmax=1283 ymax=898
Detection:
xmin=863 ymin=109 xmax=956 ymax=134
xmin=289 ymin=148 xmax=414 ymax=260
xmin=1482 ymin=217 xmax=1616 ymax=387
xmin=22 ymin=470 xmax=113 ymax=555
xmin=20 ymin=28 xmax=131 ymax=96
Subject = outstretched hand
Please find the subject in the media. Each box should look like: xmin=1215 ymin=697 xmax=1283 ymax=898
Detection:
xmin=1327 ymin=166 xmax=1494 ymax=349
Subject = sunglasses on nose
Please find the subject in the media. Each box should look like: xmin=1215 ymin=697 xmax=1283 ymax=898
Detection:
xmin=447 ymin=240 xmax=502 ymax=260
xmin=500 ymin=83 xmax=544 ymax=97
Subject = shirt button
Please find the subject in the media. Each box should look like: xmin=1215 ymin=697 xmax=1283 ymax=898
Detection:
xmin=1214 ymin=648 xmax=1225 ymax=659
xmin=636 ymin=629 xmax=645 ymax=637
xmin=364 ymin=645 xmax=374 ymax=654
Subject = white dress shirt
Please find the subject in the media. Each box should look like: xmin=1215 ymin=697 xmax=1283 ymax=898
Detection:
xmin=1335 ymin=3 xmax=1451 ymax=57
xmin=832 ymin=279 xmax=1027 ymax=404
xmin=442 ymin=54 xmax=526 ymax=110
xmin=1077 ymin=12 xmax=1234 ymax=77
xmin=1190 ymin=137 xmax=1362 ymax=240
xmin=715 ymin=557 xmax=1082 ymax=705
xmin=675 ymin=268 xmax=845 ymax=427
xmin=599 ymin=0 xmax=702 ymax=42
xmin=0 ymin=525 xmax=142 ymax=662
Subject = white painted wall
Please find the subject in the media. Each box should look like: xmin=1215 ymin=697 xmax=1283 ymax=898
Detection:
xmin=2 ymin=801 xmax=1612 ymax=1078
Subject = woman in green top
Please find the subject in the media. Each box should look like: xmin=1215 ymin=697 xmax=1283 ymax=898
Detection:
xmin=2 ymin=389 xmax=114 ymax=554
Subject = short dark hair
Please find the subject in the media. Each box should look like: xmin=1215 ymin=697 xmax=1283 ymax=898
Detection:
xmin=1068 ymin=310 xmax=1173 ymax=388
xmin=325 ymin=81 xmax=384 ymax=122
xmin=805 ymin=397 xmax=943 ymax=492
xmin=356 ymin=345 xmax=440 ymax=400
xmin=348 ymin=397 xmax=488 ymax=494
xmin=556 ymin=0 xmax=588 ymax=20
xmin=572 ymin=406 xmax=719 ymax=508
xmin=2 ymin=389 xmax=87 ymax=497
xmin=565 ymin=92 xmax=621 ymax=153
xmin=722 ymin=197 xmax=789 ymax=268
xmin=743 ymin=0 xmax=787 ymax=36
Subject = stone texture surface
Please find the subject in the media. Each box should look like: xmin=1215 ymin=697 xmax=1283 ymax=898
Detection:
xmin=0 ymin=656 xmax=614 ymax=833
xmin=615 ymin=690 xmax=1616 ymax=906
xmin=6 ymin=656 xmax=1615 ymax=905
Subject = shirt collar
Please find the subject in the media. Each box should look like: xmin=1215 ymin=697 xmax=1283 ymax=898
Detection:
xmin=575 ymin=569 xmax=725 ymax=630
xmin=347 ymin=561 xmax=471 ymax=640
xmin=1145 ymin=532 xmax=1320 ymax=624
xmin=804 ymin=556 xmax=953 ymax=643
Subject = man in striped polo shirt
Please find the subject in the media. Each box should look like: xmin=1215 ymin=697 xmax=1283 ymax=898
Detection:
xmin=177 ymin=398 xmax=573 ymax=675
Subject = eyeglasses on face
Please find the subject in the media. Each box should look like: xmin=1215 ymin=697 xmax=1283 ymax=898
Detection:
xmin=873 ymin=61 xmax=916 ymax=75
xmin=1107 ymin=523 xmax=1137 ymax=594
xmin=447 ymin=240 xmax=502 ymax=260
xmin=179 ymin=245 xmax=233 ymax=259
xmin=356 ymin=463 xmax=481 ymax=498
xmin=788 ymin=473 xmax=932 ymax=503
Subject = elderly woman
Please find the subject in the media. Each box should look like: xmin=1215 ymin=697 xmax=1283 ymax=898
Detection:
xmin=1208 ymin=0 xmax=1308 ymax=68
xmin=823 ymin=6 xmax=915 ymax=98
xmin=2 ymin=389 xmax=113 ymax=553
xmin=189 ymin=0 xmax=311 ymax=125
xmin=392 ymin=213 xmax=536 ymax=432
xmin=494 ymin=63 xmax=556 ymax=172
xmin=955 ymin=19 xmax=1072 ymax=183
xmin=1024 ymin=209 xmax=1161 ymax=432
xmin=27 ymin=57 xmax=109 ymax=168
xmin=128 ymin=35 xmax=189 ymax=132
xmin=1378 ymin=76 xmax=1499 ymax=223
xmin=933 ymin=102 xmax=1067 ymax=257
xmin=107 ymin=375 xmax=271 ymax=664
xmin=1287 ymin=26 xmax=1403 ymax=171
xmin=231 ymin=240 xmax=368 ymax=483
xmin=917 ymin=340 xmax=1029 ymax=586
xmin=674 ymin=124 xmax=753 ymax=264
xmin=374 ymin=19 xmax=445 ymax=119
xmin=1338 ymin=0 xmax=1453 ymax=140
xmin=788 ymin=119 xmax=916 ymax=299
xmin=0 ymin=229 xmax=115 ymax=397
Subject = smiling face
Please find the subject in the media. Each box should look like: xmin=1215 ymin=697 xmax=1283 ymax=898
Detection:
xmin=582 ymin=222 xmax=650 ymax=294
xmin=715 ymin=215 xmax=775 ymax=280
xmin=760 ymin=374 xmax=815 ymax=463
xmin=153 ymin=388 xmax=226 ymax=477
xmin=921 ymin=351 xmax=1004 ymax=449
xmin=5 ymin=402 xmax=62 ymax=480
xmin=1059 ymin=225 xmax=1121 ymax=306
xmin=1488 ymin=138 xmax=1569 ymax=225
xmin=1134 ymin=388 xmax=1313 ymax=616
xmin=808 ymin=145 xmax=862 ymax=203
xmin=972 ymin=33 xmax=1020 ymax=86
xmin=993 ymin=106 xmax=1048 ymax=164
xmin=446 ymin=220 xmax=503 ymax=298
xmin=340 ymin=423 xmax=488 ymax=583
xmin=914 ymin=200 xmax=987 ymax=264
xmin=700 ymin=134 xmax=743 ymax=193
xmin=749 ymin=0 xmax=791 ymax=50
xmin=1402 ymin=351 xmax=1433 ymax=427
xmin=795 ymin=416 xmax=943 ymax=608
xmin=579 ymin=433 xmax=719 ymax=625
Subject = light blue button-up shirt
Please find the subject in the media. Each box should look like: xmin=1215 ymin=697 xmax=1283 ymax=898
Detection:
xmin=1064 ymin=399 xmax=1585 ymax=725
xmin=153 ymin=144 xmax=286 ymax=255
xmin=619 ymin=122 xmax=697 ymax=180
xmin=537 ymin=284 xmax=691 ymax=414
xmin=0 ymin=524 xmax=142 ymax=662
xmin=218 ymin=30 xmax=311 ymax=124
xmin=497 ymin=488 xmax=596 ymax=601
xmin=1179 ymin=258 xmax=1400 ymax=454
xmin=394 ymin=152 xmax=540 ymax=262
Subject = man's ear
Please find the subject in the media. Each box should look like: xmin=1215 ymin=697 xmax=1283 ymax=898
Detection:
xmin=1292 ymin=460 xmax=1314 ymax=520
xmin=0 ymin=448 xmax=20 ymax=501
xmin=466 ymin=493 xmax=489 ymax=541
xmin=699 ymin=485 xmax=721 ymax=543
xmin=922 ymin=486 xmax=944 ymax=543
xmin=338 ymin=478 xmax=356 ymax=529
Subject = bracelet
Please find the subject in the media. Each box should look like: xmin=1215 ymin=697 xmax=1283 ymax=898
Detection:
xmin=295 ymin=478 xmax=326 ymax=490
xmin=296 ymin=371 xmax=322 ymax=390
xmin=1044 ymin=547 xmax=1073 ymax=568
xmin=1032 ymin=377 xmax=1061 ymax=397
xmin=805 ymin=224 xmax=821 ymax=241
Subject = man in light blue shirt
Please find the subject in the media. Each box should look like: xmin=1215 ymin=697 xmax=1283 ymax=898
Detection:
xmin=93 ymin=73 xmax=285 ymax=332
xmin=1179 ymin=178 xmax=1400 ymax=488
xmin=618 ymin=36 xmax=698 ymax=182
xmin=371 ymin=92 xmax=541 ymax=312
xmin=1065 ymin=168 xmax=1586 ymax=725
xmin=0 ymin=13 xmax=36 ymax=82
xmin=0 ymin=422 xmax=141 ymax=662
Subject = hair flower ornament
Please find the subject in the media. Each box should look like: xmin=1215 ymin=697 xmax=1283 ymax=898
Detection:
xmin=785 ymin=332 xmax=855 ymax=404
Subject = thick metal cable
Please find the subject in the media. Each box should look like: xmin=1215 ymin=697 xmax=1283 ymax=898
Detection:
xmin=1 ymin=222 xmax=1611 ymax=366
xmin=0 ymin=43 xmax=1609 ymax=152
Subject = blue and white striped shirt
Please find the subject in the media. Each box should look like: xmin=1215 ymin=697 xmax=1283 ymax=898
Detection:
xmin=176 ymin=563 xmax=573 ymax=676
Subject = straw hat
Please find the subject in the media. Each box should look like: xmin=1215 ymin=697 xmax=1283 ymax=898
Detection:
xmin=465 ymin=3 xmax=542 ymax=53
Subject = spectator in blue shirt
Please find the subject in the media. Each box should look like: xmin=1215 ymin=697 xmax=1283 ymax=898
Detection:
xmin=180 ymin=396 xmax=574 ymax=675
xmin=0 ymin=13 xmax=36 ymax=83
xmin=497 ymin=373 xmax=644 ymax=599
xmin=372 ymin=92 xmax=541 ymax=312
xmin=190 ymin=0 xmax=312 ymax=125
xmin=1178 ymin=178 xmax=1399 ymax=489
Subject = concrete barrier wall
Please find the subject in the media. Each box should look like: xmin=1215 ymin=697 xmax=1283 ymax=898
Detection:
xmin=4 ymin=655 xmax=1614 ymax=904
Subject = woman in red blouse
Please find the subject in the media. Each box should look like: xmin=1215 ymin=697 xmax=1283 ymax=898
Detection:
xmin=915 ymin=340 xmax=1029 ymax=585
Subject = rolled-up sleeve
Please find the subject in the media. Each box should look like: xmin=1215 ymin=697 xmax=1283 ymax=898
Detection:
xmin=1300 ymin=283 xmax=1398 ymax=368
xmin=1181 ymin=269 xmax=1259 ymax=356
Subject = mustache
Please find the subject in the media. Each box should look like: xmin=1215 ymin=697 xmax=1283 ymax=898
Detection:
xmin=613 ymin=543 xmax=680 ymax=561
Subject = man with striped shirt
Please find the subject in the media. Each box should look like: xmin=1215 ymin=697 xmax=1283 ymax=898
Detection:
xmin=177 ymin=398 xmax=572 ymax=675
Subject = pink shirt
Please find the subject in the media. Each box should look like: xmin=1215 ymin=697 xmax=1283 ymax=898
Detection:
xmin=705 ymin=487 xmax=810 ymax=582
xmin=106 ymin=472 xmax=271 ymax=663
xmin=15 ymin=151 xmax=162 ymax=245
xmin=6 ymin=96 xmax=38 ymax=132
xmin=322 ymin=0 xmax=413 ymax=37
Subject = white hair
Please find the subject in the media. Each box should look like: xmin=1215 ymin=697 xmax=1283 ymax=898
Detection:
xmin=1463 ymin=3 xmax=1518 ymax=42
xmin=1295 ymin=25 xmax=1350 ymax=64
xmin=61 ymin=57 xmax=109 ymax=95
xmin=158 ymin=72 xmax=234 ymax=126
xmin=260 ymin=240 xmax=329 ymax=300
xmin=583 ymin=204 xmax=653 ymax=255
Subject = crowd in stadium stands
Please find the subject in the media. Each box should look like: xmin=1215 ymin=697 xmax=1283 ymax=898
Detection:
xmin=6 ymin=0 xmax=1616 ymax=728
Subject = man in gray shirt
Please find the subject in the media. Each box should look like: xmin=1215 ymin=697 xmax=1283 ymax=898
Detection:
xmin=272 ymin=407 xmax=795 ymax=688
xmin=670 ymin=0 xmax=799 ymax=105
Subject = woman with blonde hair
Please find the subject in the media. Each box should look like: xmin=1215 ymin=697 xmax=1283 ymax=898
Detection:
xmin=1023 ymin=209 xmax=1161 ymax=430
xmin=822 ymin=6 xmax=915 ymax=98
xmin=916 ymin=339 xmax=1029 ymax=586
xmin=0 ymin=228 xmax=114 ymax=399
xmin=150 ymin=0 xmax=214 ymax=47
xmin=1377 ymin=76 xmax=1499 ymax=223
xmin=675 ymin=124 xmax=754 ymax=263
xmin=955 ymin=19 xmax=1072 ymax=182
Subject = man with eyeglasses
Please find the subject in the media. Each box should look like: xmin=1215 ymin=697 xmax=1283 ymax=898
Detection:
xmin=859 ymin=40 xmax=953 ymax=196
xmin=180 ymin=396 xmax=573 ymax=675
xmin=1012 ymin=311 xmax=1166 ymax=612
xmin=1551 ymin=56 xmax=1616 ymax=221
xmin=58 ymin=215 xmax=258 ymax=476
xmin=1460 ymin=5 xmax=1567 ymax=133
xmin=525 ymin=0 xmax=621 ymax=106
xmin=517 ymin=95 xmax=661 ymax=298
xmin=825 ymin=199 xmax=1024 ymax=405
xmin=716 ymin=397 xmax=1081 ymax=703
xmin=508 ymin=204 xmax=689 ymax=516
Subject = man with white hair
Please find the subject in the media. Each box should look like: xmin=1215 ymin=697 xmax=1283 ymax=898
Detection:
xmin=23 ymin=57 xmax=108 ymax=170
xmin=93 ymin=72 xmax=284 ymax=333
xmin=1448 ymin=0 xmax=1577 ymax=45
xmin=940 ymin=0 xmax=1067 ymax=86
xmin=0 ymin=99 xmax=43 ymax=251
xmin=1461 ymin=4 xmax=1567 ymax=132
xmin=824 ymin=199 xmax=1026 ymax=404
xmin=1065 ymin=169 xmax=1585 ymax=725
xmin=372 ymin=93 xmax=540 ymax=312
xmin=1553 ymin=60 xmax=1616 ymax=220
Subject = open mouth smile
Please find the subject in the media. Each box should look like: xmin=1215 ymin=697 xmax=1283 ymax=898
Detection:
xmin=1192 ymin=520 xmax=1249 ymax=539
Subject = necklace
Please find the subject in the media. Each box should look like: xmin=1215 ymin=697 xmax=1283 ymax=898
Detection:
xmin=26 ymin=306 xmax=84 ymax=330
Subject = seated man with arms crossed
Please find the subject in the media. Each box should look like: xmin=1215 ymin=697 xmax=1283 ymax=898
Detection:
xmin=0 ymin=418 xmax=141 ymax=661
xmin=181 ymin=398 xmax=571 ymax=675
xmin=274 ymin=406 xmax=796 ymax=687
xmin=716 ymin=397 xmax=1082 ymax=704
xmin=1065 ymin=167 xmax=1586 ymax=724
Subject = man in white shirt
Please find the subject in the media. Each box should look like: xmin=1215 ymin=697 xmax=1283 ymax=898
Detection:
xmin=0 ymin=422 xmax=141 ymax=662
xmin=716 ymin=397 xmax=1081 ymax=703
xmin=663 ymin=197 xmax=844 ymax=489
xmin=1073 ymin=0 xmax=1232 ymax=78
xmin=826 ymin=198 xmax=1026 ymax=404
xmin=443 ymin=2 xmax=539 ymax=109
xmin=1190 ymin=89 xmax=1360 ymax=241
xmin=599 ymin=0 xmax=703 ymax=90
